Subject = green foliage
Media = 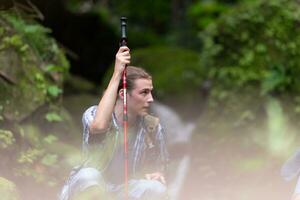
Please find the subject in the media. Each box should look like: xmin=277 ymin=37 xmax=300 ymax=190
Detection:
xmin=47 ymin=85 xmax=63 ymax=98
xmin=0 ymin=10 xmax=70 ymax=121
xmin=17 ymin=148 xmax=44 ymax=164
xmin=14 ymin=125 xmax=68 ymax=185
xmin=46 ymin=64 xmax=67 ymax=73
xmin=133 ymin=46 xmax=202 ymax=97
xmin=0 ymin=9 xmax=69 ymax=74
xmin=0 ymin=9 xmax=73 ymax=194
xmin=187 ymin=0 xmax=230 ymax=30
xmin=0 ymin=129 xmax=15 ymax=149
xmin=0 ymin=177 xmax=19 ymax=200
xmin=2 ymin=11 xmax=69 ymax=70
xmin=0 ymin=27 xmax=4 ymax=36
xmin=200 ymin=0 xmax=300 ymax=122
xmin=45 ymin=112 xmax=63 ymax=122
xmin=41 ymin=153 xmax=58 ymax=166
xmin=1 ymin=34 xmax=25 ymax=50
xmin=43 ymin=134 xmax=58 ymax=144
xmin=0 ymin=105 xmax=3 ymax=121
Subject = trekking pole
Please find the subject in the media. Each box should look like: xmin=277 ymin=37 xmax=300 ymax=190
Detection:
xmin=119 ymin=16 xmax=129 ymax=200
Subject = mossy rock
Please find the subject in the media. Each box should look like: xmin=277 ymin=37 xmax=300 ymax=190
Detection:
xmin=0 ymin=10 xmax=69 ymax=121
xmin=0 ymin=177 xmax=19 ymax=200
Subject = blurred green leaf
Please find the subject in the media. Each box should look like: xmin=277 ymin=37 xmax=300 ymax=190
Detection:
xmin=0 ymin=177 xmax=19 ymax=200
xmin=0 ymin=129 xmax=15 ymax=149
xmin=43 ymin=135 xmax=58 ymax=144
xmin=45 ymin=112 xmax=63 ymax=122
xmin=47 ymin=85 xmax=62 ymax=98
xmin=41 ymin=154 xmax=57 ymax=166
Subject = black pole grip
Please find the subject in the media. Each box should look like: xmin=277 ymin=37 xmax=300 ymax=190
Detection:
xmin=120 ymin=17 xmax=127 ymax=47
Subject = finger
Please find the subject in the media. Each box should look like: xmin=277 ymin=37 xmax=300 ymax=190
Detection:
xmin=160 ymin=176 xmax=166 ymax=184
xmin=122 ymin=55 xmax=131 ymax=60
xmin=145 ymin=174 xmax=151 ymax=180
xmin=119 ymin=46 xmax=130 ymax=53
xmin=121 ymin=50 xmax=130 ymax=55
xmin=119 ymin=52 xmax=130 ymax=58
xmin=120 ymin=59 xmax=130 ymax=65
xmin=117 ymin=53 xmax=130 ymax=60
xmin=152 ymin=174 xmax=160 ymax=180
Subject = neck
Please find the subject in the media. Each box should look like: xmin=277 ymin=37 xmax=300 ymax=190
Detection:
xmin=115 ymin=100 xmax=138 ymax=127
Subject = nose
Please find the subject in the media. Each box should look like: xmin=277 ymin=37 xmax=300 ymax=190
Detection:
xmin=148 ymin=93 xmax=154 ymax=103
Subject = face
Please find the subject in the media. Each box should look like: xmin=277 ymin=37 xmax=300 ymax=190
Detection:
xmin=127 ymin=78 xmax=154 ymax=117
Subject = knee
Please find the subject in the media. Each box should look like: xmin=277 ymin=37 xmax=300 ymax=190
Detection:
xmin=77 ymin=168 xmax=102 ymax=182
xmin=146 ymin=180 xmax=166 ymax=195
xmin=60 ymin=168 xmax=104 ymax=200
xmin=75 ymin=168 xmax=104 ymax=190
xmin=131 ymin=179 xmax=167 ymax=197
xmin=293 ymin=194 xmax=300 ymax=200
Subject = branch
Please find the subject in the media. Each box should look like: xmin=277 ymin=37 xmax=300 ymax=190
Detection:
xmin=0 ymin=71 xmax=16 ymax=85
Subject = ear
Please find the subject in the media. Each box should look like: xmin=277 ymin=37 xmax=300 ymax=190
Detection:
xmin=118 ymin=89 xmax=124 ymax=100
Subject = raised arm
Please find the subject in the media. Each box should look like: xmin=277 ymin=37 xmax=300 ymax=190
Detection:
xmin=89 ymin=46 xmax=130 ymax=134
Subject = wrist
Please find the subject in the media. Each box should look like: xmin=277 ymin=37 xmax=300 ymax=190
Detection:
xmin=112 ymin=69 xmax=122 ymax=79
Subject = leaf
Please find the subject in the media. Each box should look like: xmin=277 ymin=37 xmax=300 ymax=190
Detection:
xmin=261 ymin=67 xmax=286 ymax=95
xmin=34 ymin=73 xmax=44 ymax=82
xmin=17 ymin=148 xmax=44 ymax=164
xmin=0 ymin=27 xmax=4 ymax=36
xmin=0 ymin=129 xmax=15 ymax=149
xmin=47 ymin=85 xmax=62 ymax=97
xmin=45 ymin=112 xmax=63 ymax=122
xmin=45 ymin=64 xmax=66 ymax=73
xmin=3 ymin=35 xmax=23 ymax=47
xmin=43 ymin=135 xmax=58 ymax=144
xmin=41 ymin=154 xmax=57 ymax=166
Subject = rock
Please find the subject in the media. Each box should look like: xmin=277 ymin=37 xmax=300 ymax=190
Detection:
xmin=0 ymin=10 xmax=69 ymax=122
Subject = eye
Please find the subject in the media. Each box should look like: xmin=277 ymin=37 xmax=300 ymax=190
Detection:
xmin=140 ymin=89 xmax=150 ymax=95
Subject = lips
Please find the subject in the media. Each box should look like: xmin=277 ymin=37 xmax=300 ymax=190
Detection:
xmin=142 ymin=107 xmax=149 ymax=112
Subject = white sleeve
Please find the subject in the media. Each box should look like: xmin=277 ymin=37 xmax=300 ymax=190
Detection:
xmin=81 ymin=105 xmax=97 ymax=151
xmin=281 ymin=148 xmax=300 ymax=181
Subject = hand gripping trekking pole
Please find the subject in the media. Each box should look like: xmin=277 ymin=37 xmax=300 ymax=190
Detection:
xmin=120 ymin=16 xmax=129 ymax=200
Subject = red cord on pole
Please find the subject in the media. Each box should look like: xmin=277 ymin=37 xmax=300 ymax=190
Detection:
xmin=120 ymin=16 xmax=128 ymax=200
xmin=122 ymin=68 xmax=129 ymax=200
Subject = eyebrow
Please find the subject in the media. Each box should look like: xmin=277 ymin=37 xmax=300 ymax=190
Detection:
xmin=139 ymin=88 xmax=153 ymax=92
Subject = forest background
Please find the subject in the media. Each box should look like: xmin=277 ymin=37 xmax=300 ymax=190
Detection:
xmin=0 ymin=0 xmax=299 ymax=199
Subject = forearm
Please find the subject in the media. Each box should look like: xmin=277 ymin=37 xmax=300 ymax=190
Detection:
xmin=145 ymin=172 xmax=166 ymax=184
